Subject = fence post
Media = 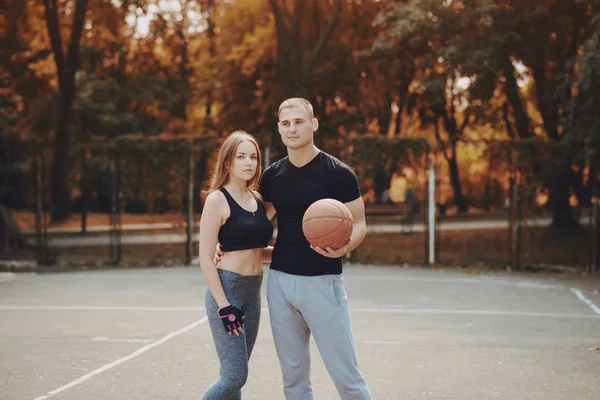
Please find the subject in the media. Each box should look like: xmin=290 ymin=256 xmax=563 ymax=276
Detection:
xmin=80 ymin=143 xmax=89 ymax=235
xmin=34 ymin=152 xmax=49 ymax=265
xmin=109 ymin=148 xmax=121 ymax=265
xmin=591 ymin=162 xmax=599 ymax=274
xmin=427 ymin=154 xmax=436 ymax=266
xmin=185 ymin=141 xmax=195 ymax=265
xmin=508 ymin=151 xmax=522 ymax=270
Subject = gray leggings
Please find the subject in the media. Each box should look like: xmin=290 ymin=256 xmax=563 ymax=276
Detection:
xmin=201 ymin=269 xmax=263 ymax=400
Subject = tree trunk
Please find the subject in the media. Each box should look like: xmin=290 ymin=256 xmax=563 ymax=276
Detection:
xmin=0 ymin=205 xmax=30 ymax=253
xmin=0 ymin=125 xmax=27 ymax=253
xmin=393 ymin=60 xmax=414 ymax=136
xmin=43 ymin=0 xmax=89 ymax=221
xmin=531 ymin=65 xmax=560 ymax=140
xmin=502 ymin=56 xmax=532 ymax=138
xmin=204 ymin=0 xmax=216 ymax=131
xmin=377 ymin=62 xmax=393 ymax=135
xmin=373 ymin=169 xmax=391 ymax=204
xmin=269 ymin=0 xmax=342 ymax=99
xmin=194 ymin=150 xmax=208 ymax=211
xmin=51 ymin=93 xmax=74 ymax=220
xmin=436 ymin=105 xmax=468 ymax=213
xmin=447 ymin=147 xmax=467 ymax=212
xmin=176 ymin=27 xmax=189 ymax=121
xmin=548 ymin=165 xmax=578 ymax=227
xmin=115 ymin=0 xmax=130 ymax=85
xmin=530 ymin=57 xmax=578 ymax=226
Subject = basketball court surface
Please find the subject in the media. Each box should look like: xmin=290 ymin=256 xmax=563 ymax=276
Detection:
xmin=1 ymin=265 xmax=599 ymax=400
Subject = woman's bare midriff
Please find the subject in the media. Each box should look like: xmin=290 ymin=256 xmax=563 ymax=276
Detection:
xmin=217 ymin=248 xmax=263 ymax=276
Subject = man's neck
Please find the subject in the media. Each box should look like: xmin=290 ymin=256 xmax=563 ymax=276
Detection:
xmin=288 ymin=145 xmax=320 ymax=168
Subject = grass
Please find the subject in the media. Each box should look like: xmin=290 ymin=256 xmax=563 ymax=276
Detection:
xmin=357 ymin=226 xmax=594 ymax=271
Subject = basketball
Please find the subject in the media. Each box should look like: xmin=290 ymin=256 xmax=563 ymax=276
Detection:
xmin=302 ymin=198 xmax=353 ymax=249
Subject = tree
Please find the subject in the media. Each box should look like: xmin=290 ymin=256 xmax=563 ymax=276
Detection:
xmin=374 ymin=0 xmax=473 ymax=211
xmin=509 ymin=0 xmax=596 ymax=226
xmin=269 ymin=0 xmax=342 ymax=100
xmin=42 ymin=0 xmax=90 ymax=220
xmin=569 ymin=7 xmax=600 ymax=167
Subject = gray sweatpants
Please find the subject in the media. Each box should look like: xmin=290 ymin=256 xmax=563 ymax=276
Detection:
xmin=201 ymin=269 xmax=263 ymax=400
xmin=267 ymin=269 xmax=371 ymax=400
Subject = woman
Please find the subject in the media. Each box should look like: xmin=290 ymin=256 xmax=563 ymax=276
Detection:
xmin=199 ymin=131 xmax=273 ymax=400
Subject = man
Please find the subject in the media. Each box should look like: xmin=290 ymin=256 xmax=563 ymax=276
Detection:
xmin=259 ymin=98 xmax=371 ymax=399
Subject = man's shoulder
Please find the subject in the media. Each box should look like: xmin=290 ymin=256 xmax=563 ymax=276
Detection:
xmin=319 ymin=151 xmax=354 ymax=174
xmin=264 ymin=157 xmax=288 ymax=172
xmin=262 ymin=156 xmax=289 ymax=180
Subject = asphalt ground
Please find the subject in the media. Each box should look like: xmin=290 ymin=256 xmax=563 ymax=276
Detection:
xmin=0 ymin=265 xmax=599 ymax=400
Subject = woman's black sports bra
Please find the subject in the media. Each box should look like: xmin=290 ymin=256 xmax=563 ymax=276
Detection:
xmin=218 ymin=188 xmax=273 ymax=252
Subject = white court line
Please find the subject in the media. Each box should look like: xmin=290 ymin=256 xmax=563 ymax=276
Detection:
xmin=363 ymin=340 xmax=407 ymax=345
xmin=345 ymin=275 xmax=562 ymax=289
xmin=2 ymin=305 xmax=598 ymax=319
xmin=569 ymin=288 xmax=600 ymax=316
xmin=347 ymin=276 xmax=480 ymax=283
xmin=0 ymin=305 xmax=205 ymax=311
xmin=32 ymin=317 xmax=208 ymax=400
xmin=351 ymin=308 xmax=600 ymax=319
xmin=91 ymin=336 xmax=153 ymax=343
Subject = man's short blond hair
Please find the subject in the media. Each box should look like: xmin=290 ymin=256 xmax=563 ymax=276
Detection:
xmin=278 ymin=98 xmax=314 ymax=118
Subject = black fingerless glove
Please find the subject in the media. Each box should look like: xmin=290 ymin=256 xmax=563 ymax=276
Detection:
xmin=217 ymin=304 xmax=244 ymax=334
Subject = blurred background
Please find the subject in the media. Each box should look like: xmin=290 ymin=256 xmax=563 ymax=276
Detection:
xmin=1 ymin=0 xmax=599 ymax=272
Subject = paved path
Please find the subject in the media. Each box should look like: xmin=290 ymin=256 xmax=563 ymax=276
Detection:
xmin=24 ymin=217 xmax=570 ymax=248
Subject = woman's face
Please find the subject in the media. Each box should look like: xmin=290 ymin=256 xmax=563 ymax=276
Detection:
xmin=228 ymin=140 xmax=259 ymax=182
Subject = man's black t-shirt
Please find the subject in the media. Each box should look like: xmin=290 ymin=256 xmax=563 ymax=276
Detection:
xmin=259 ymin=151 xmax=361 ymax=276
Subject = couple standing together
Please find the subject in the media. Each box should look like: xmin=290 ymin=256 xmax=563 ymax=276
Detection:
xmin=199 ymin=98 xmax=371 ymax=400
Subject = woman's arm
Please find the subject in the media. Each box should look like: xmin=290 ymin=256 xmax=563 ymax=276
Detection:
xmin=199 ymin=191 xmax=229 ymax=308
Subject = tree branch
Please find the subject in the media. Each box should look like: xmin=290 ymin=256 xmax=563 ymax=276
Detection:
xmin=290 ymin=0 xmax=305 ymax=38
xmin=309 ymin=0 xmax=342 ymax=63
xmin=42 ymin=0 xmax=65 ymax=83
xmin=434 ymin=119 xmax=451 ymax=161
xmin=459 ymin=108 xmax=471 ymax=134
xmin=66 ymin=0 xmax=89 ymax=73
xmin=269 ymin=0 xmax=288 ymax=34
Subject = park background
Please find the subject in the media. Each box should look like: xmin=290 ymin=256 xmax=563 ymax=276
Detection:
xmin=1 ymin=0 xmax=599 ymax=273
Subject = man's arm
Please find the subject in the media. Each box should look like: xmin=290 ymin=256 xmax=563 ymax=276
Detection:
xmin=262 ymin=246 xmax=273 ymax=263
xmin=310 ymin=196 xmax=366 ymax=258
xmin=254 ymin=190 xmax=276 ymax=221
xmin=342 ymin=196 xmax=367 ymax=252
xmin=263 ymin=200 xmax=276 ymax=220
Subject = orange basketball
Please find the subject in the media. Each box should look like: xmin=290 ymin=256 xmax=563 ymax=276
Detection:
xmin=302 ymin=199 xmax=353 ymax=249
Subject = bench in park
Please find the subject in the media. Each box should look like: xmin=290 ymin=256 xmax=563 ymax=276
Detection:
xmin=364 ymin=202 xmax=418 ymax=232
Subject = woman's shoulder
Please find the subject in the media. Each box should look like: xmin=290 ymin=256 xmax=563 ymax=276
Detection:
xmin=204 ymin=189 xmax=227 ymax=210
xmin=252 ymin=190 xmax=265 ymax=204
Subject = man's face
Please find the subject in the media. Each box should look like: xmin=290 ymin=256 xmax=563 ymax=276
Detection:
xmin=277 ymin=106 xmax=318 ymax=150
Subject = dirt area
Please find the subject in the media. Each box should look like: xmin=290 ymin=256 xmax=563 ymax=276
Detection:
xmin=6 ymin=211 xmax=596 ymax=274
